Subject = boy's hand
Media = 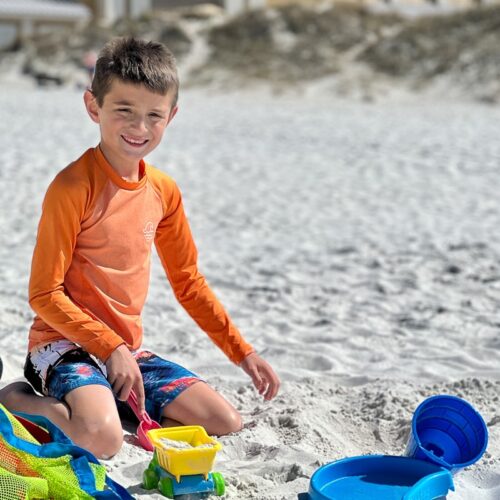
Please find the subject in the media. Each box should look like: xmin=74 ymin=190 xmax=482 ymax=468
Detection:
xmin=105 ymin=344 xmax=145 ymax=413
xmin=239 ymin=352 xmax=280 ymax=401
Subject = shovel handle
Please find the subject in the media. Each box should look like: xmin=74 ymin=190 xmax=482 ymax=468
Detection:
xmin=128 ymin=390 xmax=154 ymax=425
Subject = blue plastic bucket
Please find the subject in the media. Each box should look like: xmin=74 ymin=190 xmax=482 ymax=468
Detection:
xmin=405 ymin=395 xmax=488 ymax=473
xmin=308 ymin=455 xmax=454 ymax=500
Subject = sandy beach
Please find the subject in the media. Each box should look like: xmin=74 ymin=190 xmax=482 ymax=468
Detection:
xmin=0 ymin=83 xmax=498 ymax=499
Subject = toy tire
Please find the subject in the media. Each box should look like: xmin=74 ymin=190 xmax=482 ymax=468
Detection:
xmin=158 ymin=476 xmax=175 ymax=498
xmin=142 ymin=469 xmax=158 ymax=490
xmin=212 ymin=472 xmax=225 ymax=496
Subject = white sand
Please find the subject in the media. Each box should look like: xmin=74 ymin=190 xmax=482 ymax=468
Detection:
xmin=0 ymin=84 xmax=499 ymax=499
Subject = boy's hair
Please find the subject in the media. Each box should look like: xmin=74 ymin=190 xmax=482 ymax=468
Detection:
xmin=91 ymin=37 xmax=179 ymax=107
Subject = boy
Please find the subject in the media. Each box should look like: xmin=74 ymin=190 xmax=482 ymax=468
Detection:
xmin=0 ymin=37 xmax=280 ymax=459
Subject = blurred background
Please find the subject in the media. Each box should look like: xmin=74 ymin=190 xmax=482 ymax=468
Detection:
xmin=0 ymin=0 xmax=499 ymax=102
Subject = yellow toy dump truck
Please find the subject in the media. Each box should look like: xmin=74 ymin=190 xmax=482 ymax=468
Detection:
xmin=142 ymin=425 xmax=225 ymax=498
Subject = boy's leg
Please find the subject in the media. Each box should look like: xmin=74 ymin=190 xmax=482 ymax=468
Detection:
xmin=63 ymin=384 xmax=123 ymax=458
xmin=0 ymin=381 xmax=122 ymax=459
xmin=0 ymin=343 xmax=123 ymax=459
xmin=136 ymin=351 xmax=242 ymax=436
xmin=0 ymin=380 xmax=71 ymax=426
xmin=161 ymin=381 xmax=242 ymax=436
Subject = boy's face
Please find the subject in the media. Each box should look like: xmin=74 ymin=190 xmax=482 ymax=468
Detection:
xmin=84 ymin=79 xmax=177 ymax=168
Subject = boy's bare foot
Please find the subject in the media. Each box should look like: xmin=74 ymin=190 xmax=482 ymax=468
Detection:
xmin=0 ymin=381 xmax=37 ymax=410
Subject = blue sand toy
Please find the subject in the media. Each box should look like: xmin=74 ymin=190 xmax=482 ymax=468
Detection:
xmin=308 ymin=455 xmax=454 ymax=500
xmin=405 ymin=395 xmax=488 ymax=474
xmin=309 ymin=395 xmax=488 ymax=499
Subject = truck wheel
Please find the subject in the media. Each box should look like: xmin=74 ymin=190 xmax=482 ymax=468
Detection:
xmin=212 ymin=472 xmax=225 ymax=496
xmin=158 ymin=476 xmax=175 ymax=498
xmin=142 ymin=469 xmax=158 ymax=490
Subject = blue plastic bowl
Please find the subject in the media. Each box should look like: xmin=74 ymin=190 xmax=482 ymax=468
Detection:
xmin=309 ymin=455 xmax=454 ymax=500
xmin=405 ymin=395 xmax=488 ymax=473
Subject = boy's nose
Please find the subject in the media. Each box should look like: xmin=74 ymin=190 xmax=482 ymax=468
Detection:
xmin=130 ymin=116 xmax=147 ymax=133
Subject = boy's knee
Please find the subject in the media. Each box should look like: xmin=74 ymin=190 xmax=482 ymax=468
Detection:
xmin=72 ymin=416 xmax=123 ymax=459
xmin=212 ymin=409 xmax=243 ymax=436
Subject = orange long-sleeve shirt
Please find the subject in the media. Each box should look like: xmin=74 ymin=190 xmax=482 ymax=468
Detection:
xmin=28 ymin=146 xmax=254 ymax=364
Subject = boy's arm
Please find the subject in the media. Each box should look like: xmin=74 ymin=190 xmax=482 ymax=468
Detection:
xmin=154 ymin=181 xmax=254 ymax=365
xmin=29 ymin=174 xmax=125 ymax=361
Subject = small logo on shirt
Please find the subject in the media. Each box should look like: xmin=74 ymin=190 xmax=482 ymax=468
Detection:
xmin=143 ymin=221 xmax=155 ymax=242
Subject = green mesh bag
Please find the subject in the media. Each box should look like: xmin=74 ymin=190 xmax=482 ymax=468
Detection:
xmin=0 ymin=404 xmax=132 ymax=499
xmin=0 ymin=464 xmax=49 ymax=500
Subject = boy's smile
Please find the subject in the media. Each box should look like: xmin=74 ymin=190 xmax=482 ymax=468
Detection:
xmin=84 ymin=80 xmax=177 ymax=181
xmin=122 ymin=135 xmax=148 ymax=147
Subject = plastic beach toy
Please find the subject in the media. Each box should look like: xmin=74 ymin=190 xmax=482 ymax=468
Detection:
xmin=142 ymin=426 xmax=225 ymax=498
xmin=308 ymin=455 xmax=454 ymax=500
xmin=148 ymin=426 xmax=222 ymax=481
xmin=405 ymin=395 xmax=488 ymax=473
xmin=128 ymin=390 xmax=161 ymax=451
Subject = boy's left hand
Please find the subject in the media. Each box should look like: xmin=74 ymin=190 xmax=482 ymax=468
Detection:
xmin=240 ymin=352 xmax=280 ymax=401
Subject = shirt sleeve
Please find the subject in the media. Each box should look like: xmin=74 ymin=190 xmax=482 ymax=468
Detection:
xmin=154 ymin=181 xmax=254 ymax=364
xmin=29 ymin=171 xmax=125 ymax=361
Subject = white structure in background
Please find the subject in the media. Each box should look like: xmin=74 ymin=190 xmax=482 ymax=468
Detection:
xmin=87 ymin=0 xmax=152 ymax=26
xmin=224 ymin=0 xmax=266 ymax=16
xmin=0 ymin=0 xmax=91 ymax=46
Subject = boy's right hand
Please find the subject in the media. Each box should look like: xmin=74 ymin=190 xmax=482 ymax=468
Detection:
xmin=105 ymin=344 xmax=145 ymax=414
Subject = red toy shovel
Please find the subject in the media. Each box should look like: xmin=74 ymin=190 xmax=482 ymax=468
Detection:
xmin=127 ymin=390 xmax=161 ymax=451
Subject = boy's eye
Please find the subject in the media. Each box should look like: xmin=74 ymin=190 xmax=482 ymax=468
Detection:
xmin=117 ymin=108 xmax=131 ymax=113
xmin=149 ymin=113 xmax=164 ymax=119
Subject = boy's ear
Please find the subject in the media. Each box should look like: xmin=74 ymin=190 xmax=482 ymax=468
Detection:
xmin=167 ymin=105 xmax=178 ymax=125
xmin=83 ymin=90 xmax=100 ymax=124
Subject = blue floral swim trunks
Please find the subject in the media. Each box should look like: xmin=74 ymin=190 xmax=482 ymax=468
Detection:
xmin=24 ymin=340 xmax=201 ymax=422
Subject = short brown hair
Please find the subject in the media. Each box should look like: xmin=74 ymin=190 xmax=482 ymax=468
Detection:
xmin=91 ymin=37 xmax=179 ymax=107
